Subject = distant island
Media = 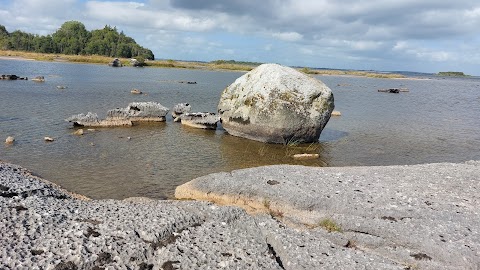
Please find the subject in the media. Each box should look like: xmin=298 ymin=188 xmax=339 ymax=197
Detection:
xmin=0 ymin=21 xmax=154 ymax=61
xmin=437 ymin=71 xmax=469 ymax=77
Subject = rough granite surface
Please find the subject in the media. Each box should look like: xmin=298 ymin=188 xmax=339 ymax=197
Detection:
xmin=1 ymin=161 xmax=479 ymax=269
xmin=176 ymin=161 xmax=480 ymax=270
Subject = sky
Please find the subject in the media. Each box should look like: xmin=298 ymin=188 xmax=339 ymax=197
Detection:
xmin=1 ymin=0 xmax=480 ymax=75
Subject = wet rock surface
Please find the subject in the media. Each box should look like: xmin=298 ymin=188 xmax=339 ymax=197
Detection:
xmin=1 ymin=161 xmax=478 ymax=269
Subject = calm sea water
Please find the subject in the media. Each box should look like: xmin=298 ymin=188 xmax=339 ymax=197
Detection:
xmin=1 ymin=59 xmax=479 ymax=199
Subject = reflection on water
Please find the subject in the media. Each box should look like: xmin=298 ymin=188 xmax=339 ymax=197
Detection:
xmin=219 ymin=134 xmax=329 ymax=169
xmin=1 ymin=59 xmax=479 ymax=199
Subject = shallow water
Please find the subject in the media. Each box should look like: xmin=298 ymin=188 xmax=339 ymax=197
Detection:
xmin=1 ymin=60 xmax=479 ymax=199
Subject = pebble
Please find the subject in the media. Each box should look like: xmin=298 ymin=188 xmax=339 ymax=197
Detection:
xmin=5 ymin=136 xmax=15 ymax=144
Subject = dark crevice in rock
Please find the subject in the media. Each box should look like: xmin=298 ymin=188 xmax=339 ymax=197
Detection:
xmin=138 ymin=262 xmax=154 ymax=270
xmin=144 ymin=221 xmax=204 ymax=250
xmin=76 ymin=218 xmax=103 ymax=225
xmin=381 ymin=216 xmax=397 ymax=222
xmin=411 ymin=253 xmax=432 ymax=261
xmin=85 ymin=227 xmax=101 ymax=238
xmin=31 ymin=249 xmax=44 ymax=255
xmin=12 ymin=205 xmax=28 ymax=211
xmin=267 ymin=243 xmax=285 ymax=269
xmin=344 ymin=240 xmax=357 ymax=249
xmin=267 ymin=180 xmax=280 ymax=185
xmin=0 ymin=191 xmax=18 ymax=198
xmin=149 ymin=233 xmax=179 ymax=250
xmin=161 ymin=261 xmax=180 ymax=270
xmin=95 ymin=252 xmax=113 ymax=265
xmin=53 ymin=261 xmax=78 ymax=270
xmin=0 ymin=184 xmax=9 ymax=191
xmin=348 ymin=230 xmax=381 ymax=238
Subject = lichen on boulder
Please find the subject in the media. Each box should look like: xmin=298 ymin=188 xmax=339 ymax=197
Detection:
xmin=217 ymin=63 xmax=334 ymax=143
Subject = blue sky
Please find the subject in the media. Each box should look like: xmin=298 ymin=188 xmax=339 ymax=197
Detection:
xmin=1 ymin=0 xmax=480 ymax=75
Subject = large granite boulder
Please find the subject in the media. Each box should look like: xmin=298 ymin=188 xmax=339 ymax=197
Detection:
xmin=217 ymin=63 xmax=334 ymax=143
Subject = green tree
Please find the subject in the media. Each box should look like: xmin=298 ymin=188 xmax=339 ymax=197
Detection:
xmin=0 ymin=25 xmax=9 ymax=50
xmin=0 ymin=21 xmax=155 ymax=60
xmin=52 ymin=21 xmax=90 ymax=54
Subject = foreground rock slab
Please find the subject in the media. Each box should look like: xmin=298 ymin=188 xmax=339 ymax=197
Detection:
xmin=218 ymin=63 xmax=334 ymax=143
xmin=176 ymin=161 xmax=480 ymax=270
xmin=1 ymin=162 xmax=406 ymax=269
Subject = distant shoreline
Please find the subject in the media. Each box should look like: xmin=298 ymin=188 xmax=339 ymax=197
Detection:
xmin=1 ymin=50 xmax=419 ymax=79
xmin=0 ymin=56 xmax=35 ymax=61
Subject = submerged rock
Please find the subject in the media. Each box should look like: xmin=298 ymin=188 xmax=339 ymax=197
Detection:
xmin=172 ymin=103 xmax=192 ymax=122
xmin=130 ymin=89 xmax=142 ymax=94
xmin=181 ymin=112 xmax=219 ymax=129
xmin=218 ymin=63 xmax=334 ymax=144
xmin=73 ymin=129 xmax=84 ymax=136
xmin=31 ymin=76 xmax=45 ymax=82
xmin=292 ymin=153 xmax=319 ymax=160
xmin=331 ymin=110 xmax=341 ymax=116
xmin=5 ymin=136 xmax=15 ymax=144
xmin=1 ymin=74 xmax=27 ymax=80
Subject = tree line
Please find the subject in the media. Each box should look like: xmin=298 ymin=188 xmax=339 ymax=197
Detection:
xmin=0 ymin=21 xmax=154 ymax=60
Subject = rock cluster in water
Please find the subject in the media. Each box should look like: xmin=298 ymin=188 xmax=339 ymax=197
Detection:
xmin=65 ymin=102 xmax=169 ymax=127
xmin=218 ymin=63 xmax=335 ymax=143
xmin=64 ymin=64 xmax=336 ymax=139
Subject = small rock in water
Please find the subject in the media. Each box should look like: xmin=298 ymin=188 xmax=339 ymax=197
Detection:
xmin=31 ymin=76 xmax=45 ymax=82
xmin=130 ymin=88 xmax=142 ymax=94
xmin=331 ymin=111 xmax=342 ymax=116
xmin=73 ymin=129 xmax=84 ymax=136
xmin=44 ymin=136 xmax=55 ymax=142
xmin=5 ymin=136 xmax=15 ymax=144
xmin=292 ymin=153 xmax=319 ymax=160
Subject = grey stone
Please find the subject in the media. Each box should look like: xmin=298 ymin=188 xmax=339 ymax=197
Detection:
xmin=176 ymin=161 xmax=480 ymax=270
xmin=65 ymin=102 xmax=169 ymax=127
xmin=217 ymin=63 xmax=334 ymax=143
xmin=107 ymin=102 xmax=169 ymax=122
xmin=172 ymin=103 xmax=192 ymax=122
xmin=181 ymin=112 xmax=220 ymax=129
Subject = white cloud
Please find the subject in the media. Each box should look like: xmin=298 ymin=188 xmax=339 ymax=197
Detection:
xmin=85 ymin=1 xmax=217 ymax=32
xmin=271 ymin=31 xmax=303 ymax=42
xmin=1 ymin=0 xmax=480 ymax=74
